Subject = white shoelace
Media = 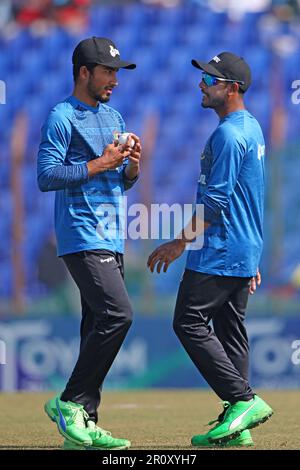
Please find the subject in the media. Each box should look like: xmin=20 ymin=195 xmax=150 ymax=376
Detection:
xmin=72 ymin=407 xmax=90 ymax=429
xmin=87 ymin=420 xmax=112 ymax=436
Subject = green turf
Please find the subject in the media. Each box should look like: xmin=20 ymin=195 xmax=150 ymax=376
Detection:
xmin=0 ymin=390 xmax=298 ymax=450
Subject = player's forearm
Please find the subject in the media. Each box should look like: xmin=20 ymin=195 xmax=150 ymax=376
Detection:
xmin=123 ymin=164 xmax=139 ymax=190
xmin=177 ymin=213 xmax=210 ymax=243
xmin=38 ymin=163 xmax=88 ymax=192
xmin=86 ymin=158 xmax=112 ymax=177
xmin=124 ymin=163 xmax=139 ymax=181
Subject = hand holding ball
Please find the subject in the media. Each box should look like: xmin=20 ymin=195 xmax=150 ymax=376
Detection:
xmin=117 ymin=133 xmax=135 ymax=149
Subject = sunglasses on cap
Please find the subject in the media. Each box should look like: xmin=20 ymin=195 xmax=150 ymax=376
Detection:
xmin=202 ymin=72 xmax=245 ymax=87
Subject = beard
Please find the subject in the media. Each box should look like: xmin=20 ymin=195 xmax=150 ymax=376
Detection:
xmin=201 ymin=91 xmax=226 ymax=109
xmin=202 ymin=97 xmax=221 ymax=108
xmin=87 ymin=79 xmax=110 ymax=103
xmin=98 ymin=95 xmax=110 ymax=103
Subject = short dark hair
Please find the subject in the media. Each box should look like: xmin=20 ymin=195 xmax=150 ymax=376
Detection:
xmin=73 ymin=62 xmax=98 ymax=82
xmin=225 ymin=81 xmax=245 ymax=95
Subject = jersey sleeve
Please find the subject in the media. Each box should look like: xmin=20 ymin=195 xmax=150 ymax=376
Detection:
xmin=37 ymin=109 xmax=89 ymax=192
xmin=201 ymin=125 xmax=246 ymax=223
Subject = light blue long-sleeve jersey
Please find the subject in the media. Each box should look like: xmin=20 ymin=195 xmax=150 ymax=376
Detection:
xmin=37 ymin=96 xmax=137 ymax=256
xmin=186 ymin=110 xmax=265 ymax=277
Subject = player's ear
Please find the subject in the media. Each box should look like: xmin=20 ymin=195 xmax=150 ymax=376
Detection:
xmin=231 ymin=82 xmax=240 ymax=94
xmin=227 ymin=82 xmax=239 ymax=96
xmin=79 ymin=65 xmax=89 ymax=80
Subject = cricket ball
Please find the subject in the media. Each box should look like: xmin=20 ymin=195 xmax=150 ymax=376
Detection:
xmin=117 ymin=132 xmax=135 ymax=148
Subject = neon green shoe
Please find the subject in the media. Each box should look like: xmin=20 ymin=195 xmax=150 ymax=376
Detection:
xmin=61 ymin=420 xmax=130 ymax=451
xmin=207 ymin=395 xmax=273 ymax=444
xmin=192 ymin=429 xmax=253 ymax=447
xmin=191 ymin=402 xmax=253 ymax=448
xmin=44 ymin=396 xmax=59 ymax=423
xmin=61 ymin=439 xmax=88 ymax=450
xmin=87 ymin=421 xmax=131 ymax=450
xmin=47 ymin=397 xmax=92 ymax=446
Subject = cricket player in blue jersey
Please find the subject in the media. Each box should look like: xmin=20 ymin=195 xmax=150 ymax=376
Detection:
xmin=38 ymin=37 xmax=141 ymax=450
xmin=148 ymin=52 xmax=273 ymax=447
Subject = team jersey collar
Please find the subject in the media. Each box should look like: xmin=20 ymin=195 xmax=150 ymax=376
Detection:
xmin=68 ymin=95 xmax=100 ymax=113
xmin=220 ymin=109 xmax=249 ymax=123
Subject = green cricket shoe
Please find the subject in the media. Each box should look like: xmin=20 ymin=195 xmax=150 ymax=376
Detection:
xmin=87 ymin=421 xmax=131 ymax=450
xmin=191 ymin=401 xmax=253 ymax=448
xmin=45 ymin=396 xmax=92 ymax=446
xmin=192 ymin=429 xmax=253 ymax=448
xmin=44 ymin=395 xmax=59 ymax=423
xmin=61 ymin=440 xmax=88 ymax=450
xmin=61 ymin=423 xmax=130 ymax=451
xmin=207 ymin=395 xmax=273 ymax=444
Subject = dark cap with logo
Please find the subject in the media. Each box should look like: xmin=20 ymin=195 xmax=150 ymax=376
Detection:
xmin=191 ymin=52 xmax=251 ymax=93
xmin=72 ymin=37 xmax=136 ymax=70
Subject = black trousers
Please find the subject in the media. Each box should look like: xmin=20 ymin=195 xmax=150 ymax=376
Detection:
xmin=60 ymin=250 xmax=133 ymax=423
xmin=173 ymin=270 xmax=254 ymax=403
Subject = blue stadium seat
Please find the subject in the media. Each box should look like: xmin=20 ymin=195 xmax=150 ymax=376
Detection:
xmin=88 ymin=5 xmax=120 ymax=32
xmin=0 ymin=262 xmax=12 ymax=297
xmin=245 ymin=47 xmax=271 ymax=77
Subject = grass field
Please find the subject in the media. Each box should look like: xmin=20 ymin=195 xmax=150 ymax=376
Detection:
xmin=0 ymin=390 xmax=298 ymax=450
